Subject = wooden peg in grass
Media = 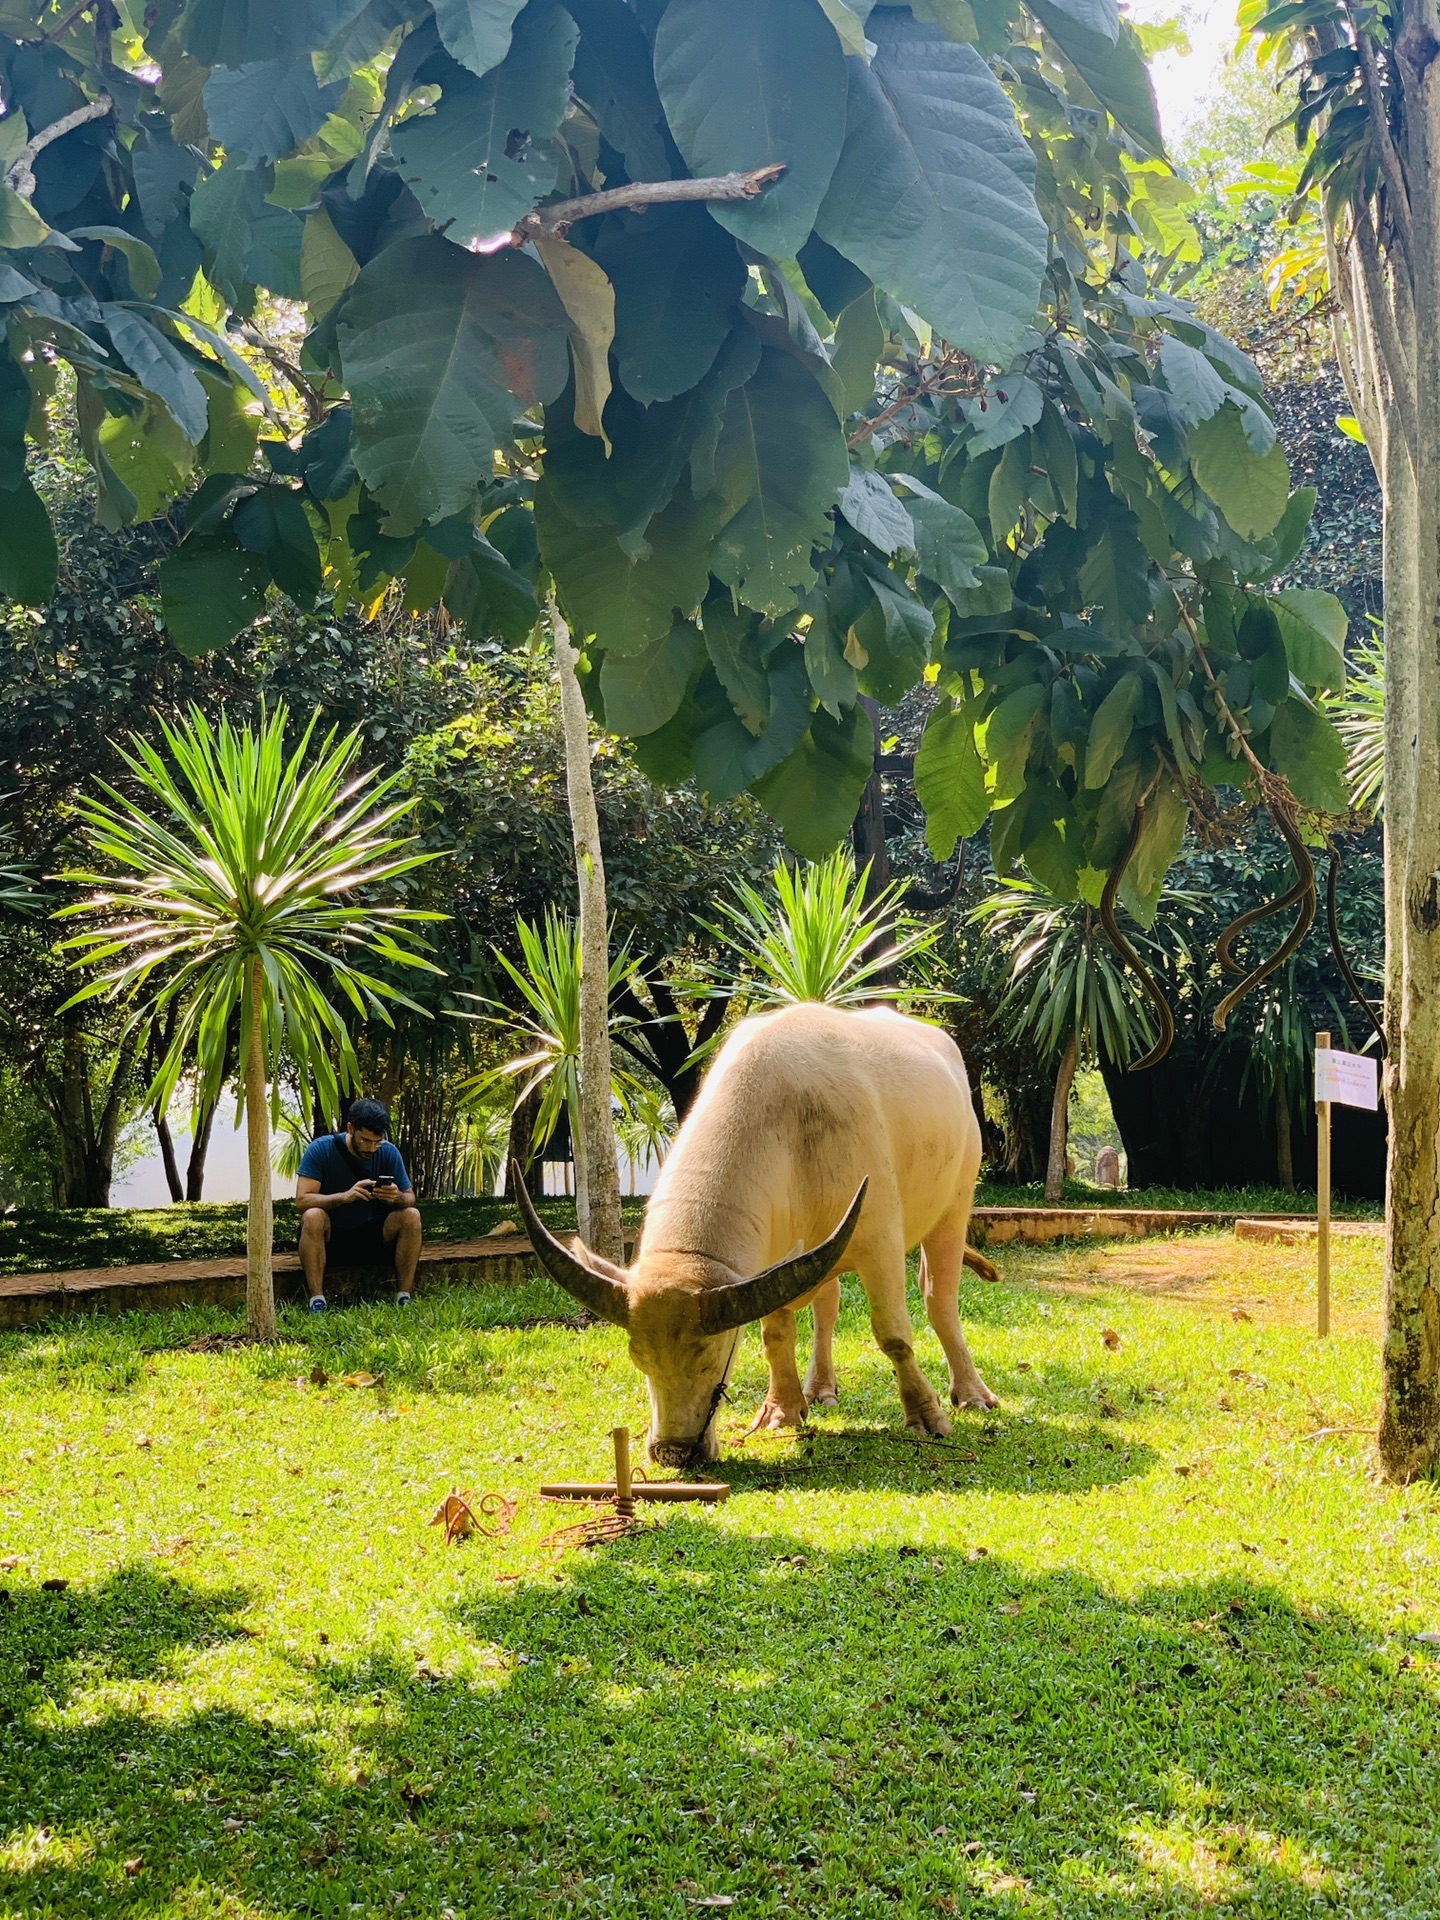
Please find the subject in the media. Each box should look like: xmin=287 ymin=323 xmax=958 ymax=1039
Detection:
xmin=540 ymin=1425 xmax=730 ymax=1506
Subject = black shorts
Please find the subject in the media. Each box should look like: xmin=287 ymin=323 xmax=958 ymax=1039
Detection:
xmin=322 ymin=1220 xmax=393 ymax=1272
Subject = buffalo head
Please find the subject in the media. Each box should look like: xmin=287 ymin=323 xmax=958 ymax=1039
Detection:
xmin=508 ymin=1162 xmax=866 ymax=1464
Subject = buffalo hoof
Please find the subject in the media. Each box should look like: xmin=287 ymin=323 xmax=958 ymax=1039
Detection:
xmin=951 ymin=1377 xmax=1000 ymax=1411
xmin=745 ymin=1398 xmax=807 ymax=1435
xmin=807 ymin=1387 xmax=840 ymax=1408
xmin=905 ymin=1399 xmax=952 ymax=1437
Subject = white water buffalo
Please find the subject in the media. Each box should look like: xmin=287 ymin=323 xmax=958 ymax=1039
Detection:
xmin=511 ymin=1002 xmax=998 ymax=1465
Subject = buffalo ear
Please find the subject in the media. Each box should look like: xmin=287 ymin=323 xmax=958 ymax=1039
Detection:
xmin=509 ymin=1160 xmax=631 ymax=1328
xmin=697 ymin=1182 xmax=867 ymax=1334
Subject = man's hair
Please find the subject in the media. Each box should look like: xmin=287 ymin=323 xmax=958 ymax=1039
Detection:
xmin=346 ymin=1097 xmax=390 ymax=1136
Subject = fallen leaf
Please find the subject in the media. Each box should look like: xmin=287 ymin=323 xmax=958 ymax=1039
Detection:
xmin=41 ymin=1577 xmax=68 ymax=1591
xmin=221 ymin=1817 xmax=244 ymax=1832
xmin=1014 ymin=1360 xmax=1032 ymax=1372
xmin=337 ymin=1372 xmax=381 ymax=1389
xmin=491 ymin=1220 xmax=520 ymax=1236
xmin=123 ymin=1857 xmax=143 ymax=1877
xmin=286 ymin=1464 xmax=304 ymax=1476
xmin=962 ymin=1838 xmax=982 ymax=1854
xmin=1416 ymin=1631 xmax=1440 ymax=1646
xmin=965 ymin=1546 xmax=988 ymax=1561
xmin=309 ymin=1364 xmax=328 ymax=1387
xmin=0 ymin=1487 xmax=17 ymax=1499
xmin=1231 ymin=1306 xmax=1253 ymax=1323
xmin=134 ymin=1434 xmax=153 ymax=1448
xmin=999 ymin=1600 xmax=1022 ymax=1616
xmin=1174 ymin=1464 xmax=1193 ymax=1477
xmin=1098 ymin=1396 xmax=1119 ymax=1418
xmin=1101 ymin=1328 xmax=1121 ymax=1349
xmin=691 ymin=1898 xmax=735 ymax=1910
xmin=1240 ymin=1542 xmax=1259 ymax=1554
xmin=0 ymin=1555 xmax=18 ymax=1572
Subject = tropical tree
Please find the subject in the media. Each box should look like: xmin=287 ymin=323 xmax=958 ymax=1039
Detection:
xmin=972 ymin=879 xmax=1170 ymax=1202
xmin=58 ymin=706 xmax=442 ymax=1338
xmin=1238 ymin=0 xmax=1440 ymax=1477
xmin=702 ymin=849 xmax=941 ymax=1010
xmin=1334 ymin=627 xmax=1385 ymax=815
xmin=465 ymin=908 xmax=643 ymax=1236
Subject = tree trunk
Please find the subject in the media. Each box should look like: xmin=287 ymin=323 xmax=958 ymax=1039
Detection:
xmin=1044 ymin=1032 xmax=1078 ymax=1205
xmin=244 ymin=959 xmax=276 ymax=1340
xmin=1274 ymin=1072 xmax=1294 ymax=1193
xmin=184 ymin=1092 xmax=219 ymax=1202
xmin=154 ymin=1105 xmax=184 ymax=1203
xmin=550 ymin=598 xmax=624 ymax=1263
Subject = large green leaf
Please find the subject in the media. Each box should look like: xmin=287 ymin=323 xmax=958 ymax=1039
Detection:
xmin=1079 ymin=504 xmax=1151 ymax=639
xmin=1267 ymin=588 xmax=1347 ymax=694
xmin=1156 ymin=334 xmax=1227 ymax=427
xmin=1028 ymin=6 xmax=1163 ymax=154
xmin=338 ymin=237 xmax=569 ymax=534
xmin=815 ymin=12 xmax=1045 ymax=367
xmin=101 ymin=308 xmax=209 ymax=444
xmin=692 ymin=649 xmax=813 ymax=797
xmin=0 ymin=475 xmax=57 ymax=606
xmin=853 ymin=569 xmax=934 ymax=702
xmin=392 ymin=4 xmax=578 ymax=248
xmin=159 ymin=532 xmax=270 ymax=655
xmin=752 ymin=701 xmax=875 ymax=859
xmin=569 ymin=0 xmax=672 ymax=182
xmin=1084 ymin=671 xmax=1142 ymax=788
xmin=184 ymin=0 xmax=372 ymax=67
xmin=702 ymin=598 xmax=771 ymax=735
xmin=203 ymin=57 xmax=343 ymax=168
xmin=314 ymin=0 xmax=415 ymax=80
xmin=536 ymin=476 xmax=721 ymax=654
xmin=600 ymin=621 xmax=704 ymax=736
xmin=709 ymin=347 xmax=850 ymax=613
xmin=233 ymin=485 xmax=323 ymax=606
xmin=595 ymin=207 xmax=744 ymax=407
xmin=1270 ymin=697 xmax=1348 ymax=813
xmin=431 ymin=0 xmax=527 ymax=76
xmin=839 ymin=468 xmax=915 ymax=556
xmin=653 ymin=0 xmax=849 ymax=260
xmin=915 ymin=699 xmax=987 ymax=859
xmin=190 ymin=165 xmax=304 ymax=303
xmin=1188 ymin=402 xmax=1290 ymax=542
xmin=892 ymin=473 xmax=985 ymax=598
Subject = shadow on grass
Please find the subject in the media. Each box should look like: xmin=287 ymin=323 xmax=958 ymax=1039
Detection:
xmin=4 ymin=1540 xmax=1437 ymax=1918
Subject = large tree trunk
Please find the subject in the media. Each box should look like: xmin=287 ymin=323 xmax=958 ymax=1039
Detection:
xmin=550 ymin=598 xmax=624 ymax=1263
xmin=184 ymin=1093 xmax=219 ymax=1202
xmin=154 ymin=1106 xmax=184 ymax=1203
xmin=244 ymin=959 xmax=276 ymax=1340
xmin=1044 ymin=1032 xmax=1078 ymax=1205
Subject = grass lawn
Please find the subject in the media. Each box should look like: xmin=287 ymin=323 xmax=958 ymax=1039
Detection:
xmin=1 ymin=1230 xmax=1436 ymax=1918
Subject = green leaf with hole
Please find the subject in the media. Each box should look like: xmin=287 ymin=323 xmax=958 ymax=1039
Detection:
xmin=915 ymin=699 xmax=987 ymax=860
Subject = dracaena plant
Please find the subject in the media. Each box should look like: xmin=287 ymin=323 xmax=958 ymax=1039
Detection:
xmin=699 ymin=848 xmax=943 ymax=1010
xmin=58 ymin=704 xmax=443 ymax=1339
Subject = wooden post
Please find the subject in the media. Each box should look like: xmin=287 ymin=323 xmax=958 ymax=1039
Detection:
xmin=1316 ymin=1030 xmax=1331 ymax=1338
xmin=612 ymin=1424 xmax=633 ymax=1517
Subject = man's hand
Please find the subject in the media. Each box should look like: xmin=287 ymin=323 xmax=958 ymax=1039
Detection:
xmin=372 ymin=1178 xmax=400 ymax=1205
xmin=346 ymin=1178 xmax=376 ymax=1205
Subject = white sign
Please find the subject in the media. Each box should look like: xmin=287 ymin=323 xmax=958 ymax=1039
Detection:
xmin=1315 ymin=1048 xmax=1380 ymax=1111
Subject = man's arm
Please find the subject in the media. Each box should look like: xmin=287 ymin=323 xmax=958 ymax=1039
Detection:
xmin=370 ymin=1174 xmax=417 ymax=1208
xmin=296 ymin=1175 xmax=375 ymax=1212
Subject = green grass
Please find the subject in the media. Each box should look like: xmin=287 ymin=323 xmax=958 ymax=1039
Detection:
xmin=0 ymin=1195 xmax=647 ymax=1276
xmin=0 ymin=1185 xmax=1374 ymax=1280
xmin=2 ymin=1232 xmax=1436 ymax=1917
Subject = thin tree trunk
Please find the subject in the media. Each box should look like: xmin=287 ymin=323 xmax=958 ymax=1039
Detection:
xmin=550 ymin=597 xmax=624 ymax=1263
xmin=244 ymin=959 xmax=276 ymax=1340
xmin=154 ymin=1106 xmax=184 ymax=1203
xmin=1274 ymin=1071 xmax=1294 ymax=1193
xmin=184 ymin=1092 xmax=218 ymax=1202
xmin=1044 ymin=1033 xmax=1078 ymax=1205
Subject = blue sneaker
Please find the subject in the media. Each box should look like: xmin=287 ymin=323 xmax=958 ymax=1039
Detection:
xmin=308 ymin=1295 xmax=327 ymax=1314
xmin=395 ymin=1291 xmax=413 ymax=1308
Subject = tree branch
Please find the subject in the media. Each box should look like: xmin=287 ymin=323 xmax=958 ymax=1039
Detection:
xmin=237 ymin=324 xmax=326 ymax=425
xmin=3 ymin=93 xmax=112 ymax=199
xmin=512 ymin=164 xmax=785 ymax=243
xmin=1352 ymin=205 xmax=1417 ymax=456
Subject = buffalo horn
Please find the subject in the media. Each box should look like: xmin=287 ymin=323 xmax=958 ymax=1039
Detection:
xmin=508 ymin=1160 xmax=630 ymax=1328
xmin=698 ymin=1181 xmax=868 ymax=1334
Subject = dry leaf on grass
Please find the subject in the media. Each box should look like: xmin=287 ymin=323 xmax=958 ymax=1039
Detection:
xmin=309 ymin=1365 xmax=328 ymax=1387
xmin=337 ymin=1372 xmax=383 ymax=1390
xmin=999 ymin=1600 xmax=1022 ymax=1616
xmin=1101 ymin=1327 xmax=1121 ymax=1349
xmin=1232 ymin=1306 xmax=1254 ymax=1323
xmin=429 ymin=1489 xmax=517 ymax=1545
xmin=123 ymin=1857 xmax=143 ymax=1877
xmin=691 ymin=1898 xmax=735 ymax=1910
xmin=133 ymin=1434 xmax=153 ymax=1449
xmin=0 ymin=1555 xmax=18 ymax=1572
xmin=491 ymin=1220 xmax=520 ymax=1236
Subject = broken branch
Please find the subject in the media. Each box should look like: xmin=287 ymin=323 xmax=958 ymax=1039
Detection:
xmin=4 ymin=94 xmax=112 ymax=200
xmin=514 ymin=164 xmax=785 ymax=242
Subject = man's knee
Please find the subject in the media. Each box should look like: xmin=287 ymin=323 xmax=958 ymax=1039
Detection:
xmin=396 ymin=1205 xmax=422 ymax=1237
xmin=299 ymin=1210 xmax=328 ymax=1243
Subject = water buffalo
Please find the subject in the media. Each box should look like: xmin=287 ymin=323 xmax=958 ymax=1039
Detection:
xmin=511 ymin=1001 xmax=998 ymax=1465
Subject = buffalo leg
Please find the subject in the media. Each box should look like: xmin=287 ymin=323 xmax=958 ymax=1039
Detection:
xmin=858 ymin=1240 xmax=952 ymax=1436
xmin=802 ymin=1277 xmax=841 ymax=1407
xmin=918 ymin=1221 xmax=999 ymax=1410
xmin=746 ymin=1306 xmax=810 ymax=1433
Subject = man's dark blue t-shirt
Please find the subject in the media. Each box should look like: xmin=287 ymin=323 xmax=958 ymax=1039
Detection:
xmin=297 ymin=1134 xmax=410 ymax=1232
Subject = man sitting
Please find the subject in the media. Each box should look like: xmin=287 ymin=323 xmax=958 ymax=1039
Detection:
xmin=295 ymin=1098 xmax=422 ymax=1312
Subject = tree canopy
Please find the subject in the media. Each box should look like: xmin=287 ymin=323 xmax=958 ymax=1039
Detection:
xmin=0 ymin=0 xmax=1351 ymax=922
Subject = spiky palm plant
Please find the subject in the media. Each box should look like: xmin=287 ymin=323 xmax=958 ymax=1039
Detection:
xmin=464 ymin=909 xmax=642 ymax=1229
xmin=702 ymin=849 xmax=942 ymax=1010
xmin=1333 ymin=626 xmax=1385 ymax=815
xmin=59 ymin=705 xmax=442 ymax=1337
xmin=971 ymin=880 xmax=1168 ymax=1203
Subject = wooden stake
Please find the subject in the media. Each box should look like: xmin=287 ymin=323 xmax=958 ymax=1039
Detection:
xmin=612 ymin=1424 xmax=633 ymax=1517
xmin=1316 ymin=1030 xmax=1331 ymax=1338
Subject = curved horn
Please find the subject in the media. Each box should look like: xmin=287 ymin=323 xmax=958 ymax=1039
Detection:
xmin=509 ymin=1160 xmax=630 ymax=1328
xmin=698 ymin=1181 xmax=868 ymax=1335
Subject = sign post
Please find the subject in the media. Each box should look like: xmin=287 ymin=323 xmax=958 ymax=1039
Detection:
xmin=1311 ymin=1040 xmax=1381 ymax=1338
xmin=1315 ymin=1031 xmax=1331 ymax=1338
